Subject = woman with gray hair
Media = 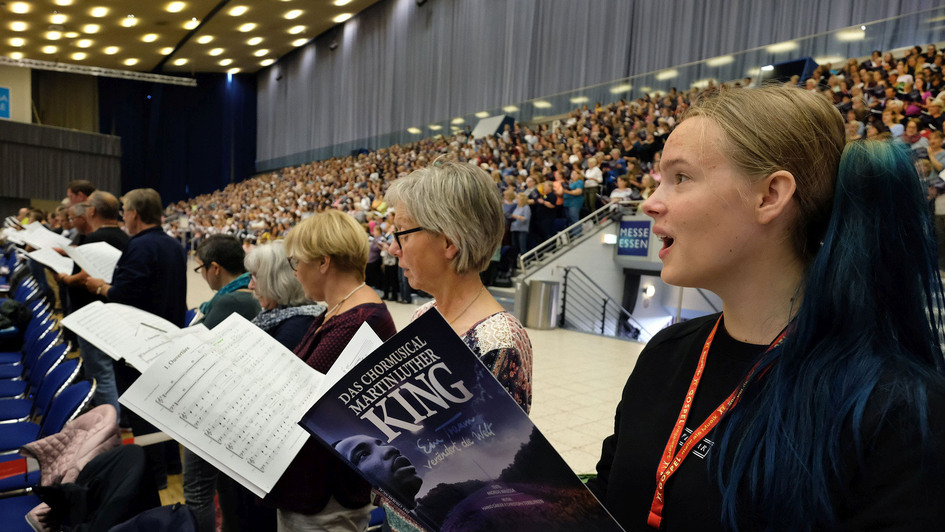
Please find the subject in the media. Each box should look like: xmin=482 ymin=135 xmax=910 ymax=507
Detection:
xmin=380 ymin=161 xmax=533 ymax=532
xmin=244 ymin=241 xmax=325 ymax=350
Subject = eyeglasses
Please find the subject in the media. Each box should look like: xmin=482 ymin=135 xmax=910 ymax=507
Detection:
xmin=287 ymin=256 xmax=301 ymax=271
xmin=193 ymin=263 xmax=208 ymax=274
xmin=394 ymin=226 xmax=424 ymax=247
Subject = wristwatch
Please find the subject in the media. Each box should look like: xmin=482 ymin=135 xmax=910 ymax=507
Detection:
xmin=96 ymin=285 xmax=103 ymax=295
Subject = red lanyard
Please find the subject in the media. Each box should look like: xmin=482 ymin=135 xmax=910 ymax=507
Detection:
xmin=646 ymin=316 xmax=788 ymax=529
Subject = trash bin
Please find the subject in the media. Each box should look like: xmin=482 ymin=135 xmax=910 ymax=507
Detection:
xmin=525 ymin=280 xmax=560 ymax=330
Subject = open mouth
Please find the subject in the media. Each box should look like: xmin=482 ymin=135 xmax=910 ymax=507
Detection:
xmin=656 ymin=234 xmax=674 ymax=257
xmin=392 ymin=454 xmax=414 ymax=474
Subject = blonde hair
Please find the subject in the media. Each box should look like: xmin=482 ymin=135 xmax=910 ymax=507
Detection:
xmin=284 ymin=210 xmax=369 ymax=281
xmin=684 ymin=85 xmax=845 ymax=262
xmin=386 ymin=162 xmax=504 ymax=274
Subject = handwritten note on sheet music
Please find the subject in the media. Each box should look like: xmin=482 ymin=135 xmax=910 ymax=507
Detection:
xmin=120 ymin=313 xmax=324 ymax=496
xmin=64 ymin=242 xmax=123 ymax=283
xmin=60 ymin=301 xmax=180 ymax=371
xmin=26 ymin=247 xmax=75 ymax=275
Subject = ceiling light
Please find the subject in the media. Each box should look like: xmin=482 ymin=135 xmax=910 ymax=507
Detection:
xmin=65 ymin=32 xmax=79 ymax=38
xmin=229 ymin=6 xmax=248 ymax=16
xmin=166 ymin=2 xmax=185 ymax=13
xmin=159 ymin=47 xmax=174 ymax=55
xmin=104 ymin=46 xmax=119 ymax=55
xmin=760 ymin=65 xmax=775 ymax=72
xmin=705 ymin=55 xmax=734 ymax=67
xmin=209 ymin=48 xmax=224 ymax=56
xmin=10 ymin=3 xmax=30 ymax=14
xmin=238 ymin=23 xmax=256 ymax=32
xmin=284 ymin=10 xmax=303 ymax=19
xmin=333 ymin=0 xmax=352 ymax=5
xmin=83 ymin=24 xmax=100 ymax=33
xmin=124 ymin=58 xmax=138 ymax=66
xmin=71 ymin=52 xmax=86 ymax=60
xmin=609 ymin=84 xmax=632 ymax=94
xmin=292 ymin=38 xmax=307 ymax=47
xmin=531 ymin=100 xmax=552 ymax=108
xmin=142 ymin=34 xmax=159 ymax=43
xmin=835 ymin=29 xmax=865 ymax=42
xmin=260 ymin=58 xmax=274 ymax=66
xmin=474 ymin=111 xmax=489 ymax=118
xmin=90 ymin=7 xmax=108 ymax=17
xmin=247 ymin=37 xmax=263 ymax=45
xmin=54 ymin=0 xmax=73 ymax=5
xmin=451 ymin=117 xmax=465 ymax=124
xmin=9 ymin=52 xmax=24 ymax=60
xmin=428 ymin=124 xmax=442 ymax=130
xmin=746 ymin=67 xmax=761 ymax=76
xmin=76 ymin=39 xmax=92 ymax=48
xmin=656 ymin=69 xmax=678 ymax=80
xmin=407 ymin=127 xmax=421 ymax=134
xmin=502 ymin=106 xmax=519 ymax=113
xmin=121 ymin=16 xmax=138 ymax=28
xmin=42 ymin=46 xmax=57 ymax=54
xmin=813 ymin=55 xmax=846 ymax=65
xmin=10 ymin=21 xmax=28 ymax=31
xmin=227 ymin=67 xmax=240 ymax=74
xmin=184 ymin=19 xmax=199 ymax=30
xmin=9 ymin=38 xmax=25 ymax=47
xmin=640 ymin=86 xmax=651 ymax=92
xmin=690 ymin=78 xmax=714 ymax=89
xmin=50 ymin=14 xmax=68 ymax=24
xmin=765 ymin=41 xmax=798 ymax=53
xmin=288 ymin=25 xmax=305 ymax=34
xmin=197 ymin=35 xmax=213 ymax=44
xmin=46 ymin=31 xmax=63 ymax=41
xmin=570 ymin=96 xmax=589 ymax=103
xmin=219 ymin=58 xmax=233 ymax=66
xmin=333 ymin=13 xmax=353 ymax=23
xmin=253 ymin=49 xmax=269 ymax=57
xmin=173 ymin=58 xmax=188 ymax=66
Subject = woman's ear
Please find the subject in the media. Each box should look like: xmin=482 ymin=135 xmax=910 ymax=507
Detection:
xmin=319 ymin=256 xmax=331 ymax=274
xmin=443 ymin=237 xmax=459 ymax=261
xmin=755 ymin=170 xmax=797 ymax=225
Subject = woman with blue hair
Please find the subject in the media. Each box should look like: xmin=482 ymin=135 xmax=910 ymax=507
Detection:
xmin=588 ymin=85 xmax=945 ymax=531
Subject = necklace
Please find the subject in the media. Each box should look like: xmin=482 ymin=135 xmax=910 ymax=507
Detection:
xmin=324 ymin=282 xmax=366 ymax=320
xmin=446 ymin=285 xmax=485 ymax=325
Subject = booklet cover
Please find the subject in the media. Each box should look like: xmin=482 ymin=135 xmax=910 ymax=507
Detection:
xmin=299 ymin=310 xmax=623 ymax=532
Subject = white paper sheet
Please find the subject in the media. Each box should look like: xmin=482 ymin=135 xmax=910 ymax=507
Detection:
xmin=306 ymin=322 xmax=383 ymax=409
xmin=64 ymin=241 xmax=123 ymax=283
xmin=20 ymin=222 xmax=72 ymax=250
xmin=120 ymin=313 xmax=325 ymax=496
xmin=26 ymin=247 xmax=75 ymax=275
xmin=60 ymin=301 xmax=181 ymax=371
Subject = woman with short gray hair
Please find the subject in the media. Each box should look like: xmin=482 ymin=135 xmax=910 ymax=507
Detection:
xmin=244 ymin=241 xmax=325 ymax=350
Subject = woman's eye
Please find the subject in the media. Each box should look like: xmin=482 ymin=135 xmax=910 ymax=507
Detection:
xmin=676 ymin=174 xmax=690 ymax=184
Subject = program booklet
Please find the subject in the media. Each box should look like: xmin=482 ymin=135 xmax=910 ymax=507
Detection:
xmin=300 ymin=309 xmax=624 ymax=532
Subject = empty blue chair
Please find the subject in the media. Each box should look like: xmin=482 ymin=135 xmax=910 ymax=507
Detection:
xmin=0 ymin=379 xmax=96 ymax=455
xmin=0 ymin=342 xmax=68 ymax=400
xmin=0 ymin=357 xmax=80 ymax=423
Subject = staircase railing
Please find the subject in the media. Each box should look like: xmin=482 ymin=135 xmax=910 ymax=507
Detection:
xmin=559 ymin=266 xmax=650 ymax=341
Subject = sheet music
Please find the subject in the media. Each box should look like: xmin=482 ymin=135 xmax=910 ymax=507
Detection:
xmin=60 ymin=301 xmax=180 ymax=371
xmin=306 ymin=322 xmax=382 ymax=409
xmin=26 ymin=248 xmax=75 ymax=275
xmin=121 ymin=313 xmax=324 ymax=496
xmin=19 ymin=222 xmax=72 ymax=250
xmin=64 ymin=241 xmax=123 ymax=283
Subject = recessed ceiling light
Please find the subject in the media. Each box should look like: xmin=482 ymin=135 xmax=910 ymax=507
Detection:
xmin=42 ymin=45 xmax=57 ymax=54
xmin=229 ymin=6 xmax=248 ymax=16
xmin=237 ymin=23 xmax=256 ymax=32
xmin=10 ymin=21 xmax=28 ymax=31
xmin=260 ymin=58 xmax=274 ymax=66
xmin=451 ymin=117 xmax=465 ymax=124
xmin=10 ymin=3 xmax=30 ymax=14
xmin=65 ymin=31 xmax=79 ymax=38
xmin=54 ymin=0 xmax=73 ymax=5
xmin=656 ymin=69 xmax=678 ymax=80
xmin=46 ymin=31 xmax=63 ymax=41
xmin=227 ymin=67 xmax=240 ymax=74
xmin=159 ymin=47 xmax=174 ymax=55
xmin=608 ymin=84 xmax=632 ymax=94
xmin=288 ymin=25 xmax=305 ymax=34
xmin=407 ymin=127 xmax=422 ymax=134
xmin=333 ymin=0 xmax=352 ymax=6
xmin=291 ymin=38 xmax=307 ymax=47
xmin=89 ymin=6 xmax=108 ymax=17
xmin=142 ymin=34 xmax=159 ymax=43
xmin=50 ymin=13 xmax=68 ymax=24
xmin=124 ymin=58 xmax=138 ymax=66
xmin=166 ymin=2 xmax=185 ymax=13
xmin=9 ymin=38 xmax=25 ymax=47
xmin=10 ymin=51 xmax=24 ymax=59
xmin=253 ymin=49 xmax=269 ymax=57
xmin=76 ymin=39 xmax=93 ymax=48
xmin=532 ymin=100 xmax=552 ymax=108
xmin=705 ymin=55 xmax=733 ymax=67
xmin=121 ymin=16 xmax=138 ymax=28
xmin=247 ymin=37 xmax=263 ymax=46
xmin=83 ymin=24 xmax=100 ymax=33
xmin=284 ymin=9 xmax=303 ymax=19
xmin=570 ymin=96 xmax=589 ymax=103
xmin=197 ymin=35 xmax=213 ymax=44
xmin=183 ymin=18 xmax=199 ymax=30
xmin=836 ymin=29 xmax=866 ymax=42
xmin=219 ymin=58 xmax=233 ymax=66
xmin=71 ymin=52 xmax=86 ymax=60
xmin=333 ymin=13 xmax=353 ymax=23
xmin=209 ymin=48 xmax=224 ymax=56
xmin=428 ymin=124 xmax=442 ymax=131
xmin=103 ymin=46 xmax=119 ymax=55
xmin=765 ymin=41 xmax=798 ymax=53
xmin=474 ymin=111 xmax=489 ymax=118
xmin=502 ymin=106 xmax=519 ymax=113
xmin=173 ymin=58 xmax=188 ymax=65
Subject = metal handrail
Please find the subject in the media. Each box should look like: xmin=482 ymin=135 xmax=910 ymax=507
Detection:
xmin=560 ymin=266 xmax=651 ymax=340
